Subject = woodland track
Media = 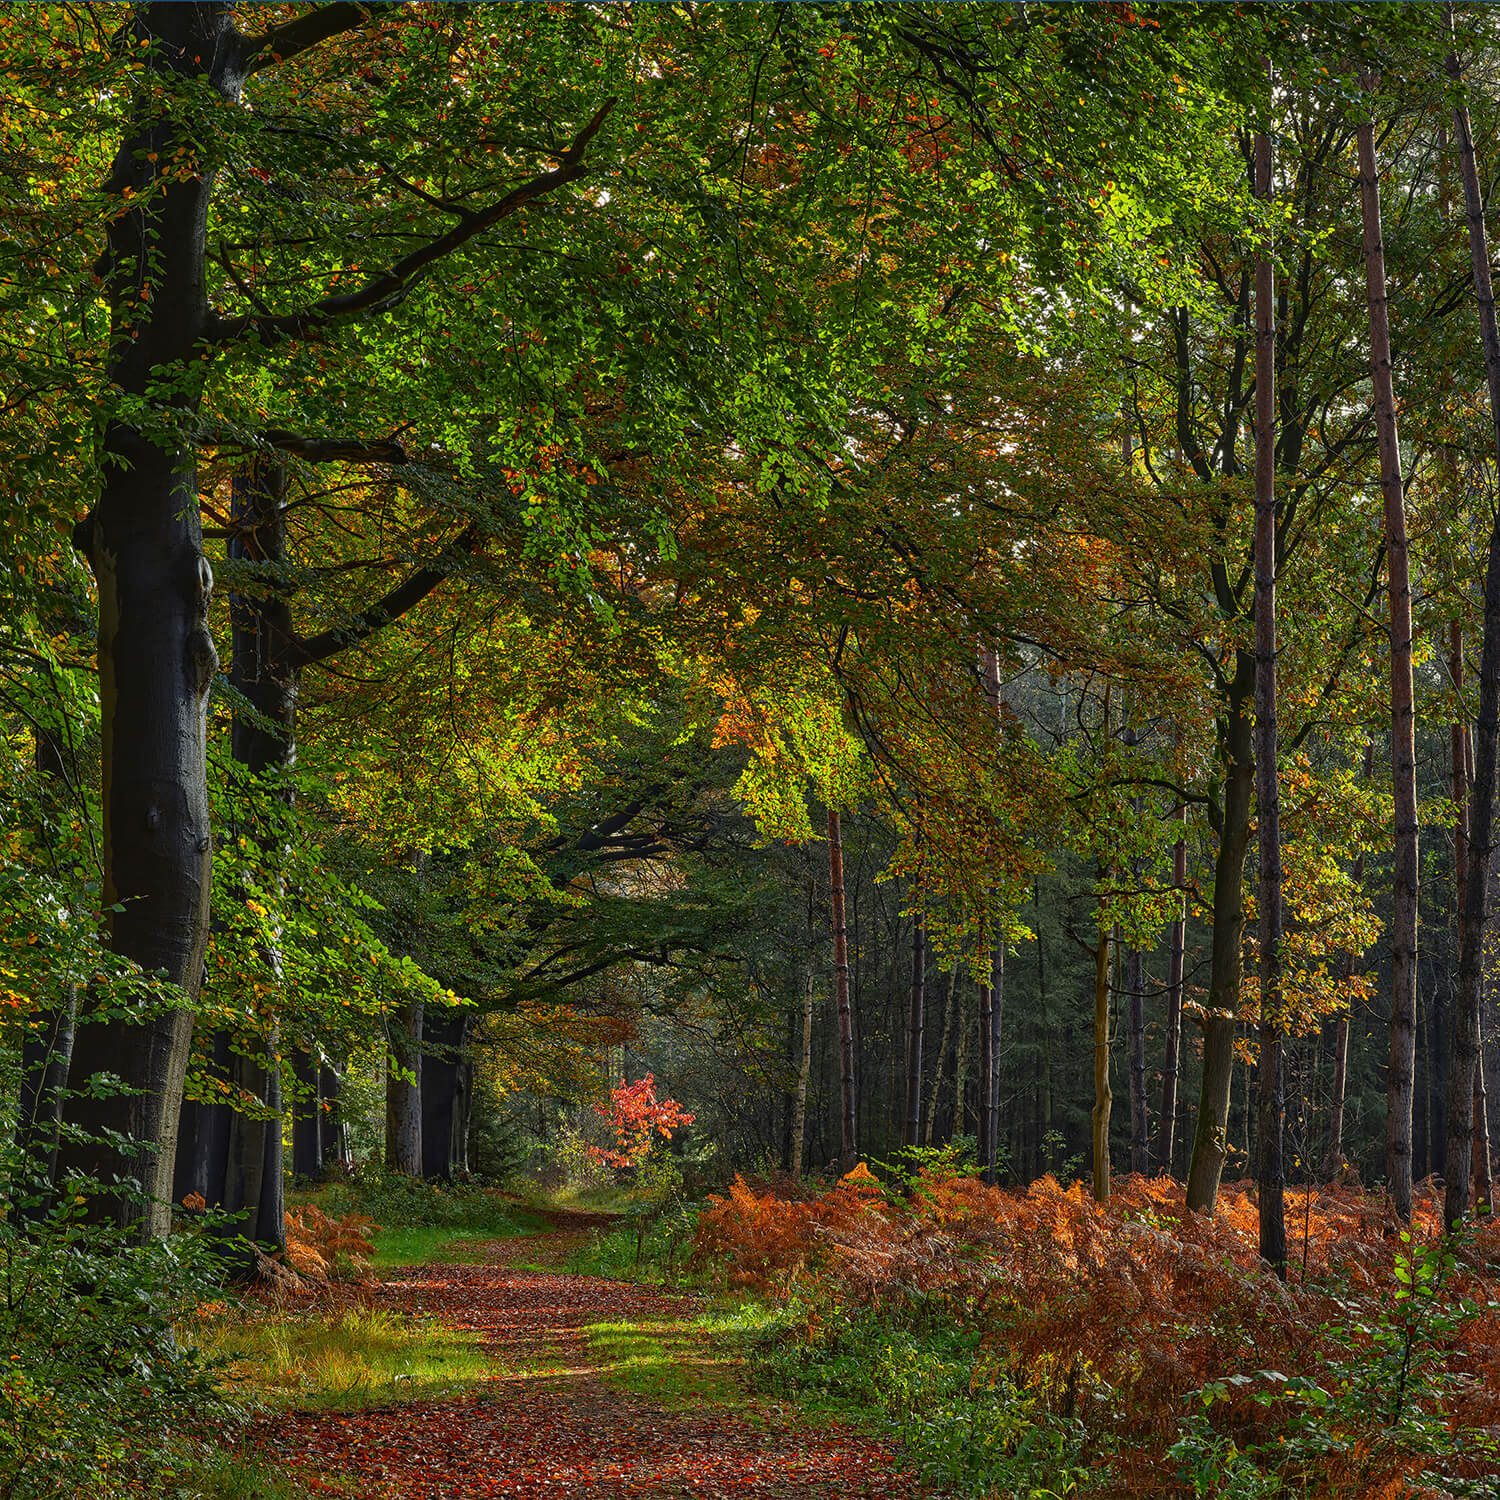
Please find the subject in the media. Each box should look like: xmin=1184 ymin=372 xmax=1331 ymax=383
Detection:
xmin=268 ymin=1222 xmax=925 ymax=1498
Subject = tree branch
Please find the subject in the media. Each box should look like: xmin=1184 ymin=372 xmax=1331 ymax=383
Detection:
xmin=236 ymin=2 xmax=395 ymax=76
xmin=291 ymin=522 xmax=479 ymax=667
xmin=209 ymin=97 xmax=616 ymax=346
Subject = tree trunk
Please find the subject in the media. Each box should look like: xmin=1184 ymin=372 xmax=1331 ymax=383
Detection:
xmin=291 ymin=1047 xmax=322 ymax=1181
xmin=318 ymin=1063 xmax=347 ymax=1173
xmin=924 ymin=967 xmax=958 ymax=1147
xmin=1156 ymin=810 xmax=1188 ymax=1175
xmin=1358 ymin=78 xmax=1420 ymax=1224
xmin=1252 ymin=111 xmax=1287 ymax=1276
xmin=386 ymin=1000 xmax=424 ymax=1176
xmin=1091 ymin=904 xmax=1112 ymax=1204
xmin=1324 ymin=746 xmax=1374 ymax=1180
xmin=421 ymin=1010 xmax=473 ymax=1181
xmin=57 ymin=3 xmax=243 ymax=1239
xmin=15 ymin=721 xmax=78 ymax=1209
xmin=791 ymin=973 xmax=815 ymax=1176
xmin=1186 ymin=652 xmax=1256 ymax=1214
xmin=827 ymin=808 xmax=857 ymax=1173
xmin=1127 ymin=945 xmax=1148 ymax=1176
xmin=978 ymin=643 xmax=1005 ymax=1185
xmin=1445 ymin=42 xmax=1500 ymax=1228
xmin=903 ymin=913 xmax=925 ymax=1150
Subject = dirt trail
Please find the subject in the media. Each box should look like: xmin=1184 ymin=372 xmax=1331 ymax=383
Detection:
xmin=269 ymin=1224 xmax=925 ymax=1498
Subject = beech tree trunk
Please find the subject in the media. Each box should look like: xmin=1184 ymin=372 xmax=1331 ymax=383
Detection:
xmin=421 ymin=1010 xmax=473 ymax=1181
xmin=57 ymin=3 xmax=242 ymax=1237
xmin=1358 ymin=79 xmax=1420 ymax=1224
xmin=827 ymin=808 xmax=857 ymax=1173
xmin=318 ymin=1064 xmax=347 ymax=1173
xmin=386 ymin=999 xmax=424 ymax=1176
xmin=291 ymin=1047 xmax=322 ymax=1181
xmin=1445 ymin=41 xmax=1500 ymax=1229
xmin=1252 ymin=112 xmax=1287 ymax=1276
xmin=1155 ymin=811 xmax=1188 ymax=1175
xmin=903 ymin=914 xmax=925 ymax=1150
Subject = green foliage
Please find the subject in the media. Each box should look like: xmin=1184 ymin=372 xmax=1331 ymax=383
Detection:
xmin=311 ymin=1168 xmax=545 ymax=1240
xmin=743 ymin=1299 xmax=1088 ymax=1498
xmin=0 ymin=1206 xmax=232 ymax=1500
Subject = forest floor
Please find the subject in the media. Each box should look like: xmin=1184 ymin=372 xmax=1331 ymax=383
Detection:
xmin=261 ymin=1211 xmax=926 ymax=1499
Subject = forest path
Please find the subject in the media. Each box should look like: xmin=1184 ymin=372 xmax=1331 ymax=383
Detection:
xmin=269 ymin=1218 xmax=924 ymax=1499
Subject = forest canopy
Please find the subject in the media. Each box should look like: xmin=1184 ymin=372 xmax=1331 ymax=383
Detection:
xmin=6 ymin=3 xmax=1500 ymax=1497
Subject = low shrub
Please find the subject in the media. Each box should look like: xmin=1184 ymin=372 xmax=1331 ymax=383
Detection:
xmin=0 ymin=1204 xmax=235 ymax=1500
xmin=695 ymin=1169 xmax=1500 ymax=1497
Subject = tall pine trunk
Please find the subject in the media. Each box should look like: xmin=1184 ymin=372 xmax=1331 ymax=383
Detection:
xmin=790 ymin=973 xmax=815 ymax=1176
xmin=904 ymin=914 xmax=925 ymax=1149
xmin=827 ymin=809 xmax=857 ymax=1173
xmin=1357 ymin=79 xmax=1419 ymax=1223
xmin=1444 ymin=39 xmax=1500 ymax=1228
xmin=1127 ymin=948 xmax=1148 ymax=1175
xmin=1252 ymin=110 xmax=1287 ymax=1275
xmin=1091 ymin=897 xmax=1112 ymax=1204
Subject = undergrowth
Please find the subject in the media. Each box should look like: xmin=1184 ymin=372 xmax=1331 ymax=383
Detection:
xmin=194 ymin=1300 xmax=490 ymax=1411
xmin=691 ymin=1167 xmax=1500 ymax=1499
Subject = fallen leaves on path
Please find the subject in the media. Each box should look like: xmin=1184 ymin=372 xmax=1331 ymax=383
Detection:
xmin=266 ymin=1233 xmax=925 ymax=1498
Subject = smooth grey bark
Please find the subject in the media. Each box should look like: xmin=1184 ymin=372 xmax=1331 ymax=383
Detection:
xmin=291 ymin=1047 xmax=322 ymax=1182
xmin=318 ymin=1064 xmax=347 ymax=1173
xmin=57 ymin=3 xmax=239 ymax=1237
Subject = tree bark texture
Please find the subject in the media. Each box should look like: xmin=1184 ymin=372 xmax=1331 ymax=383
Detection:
xmin=1091 ymin=907 xmax=1112 ymax=1204
xmin=1445 ymin=42 xmax=1500 ymax=1228
xmin=57 ymin=3 xmax=251 ymax=1237
xmin=1155 ymin=811 xmax=1188 ymax=1174
xmin=1252 ymin=113 xmax=1287 ymax=1275
xmin=15 ymin=720 xmax=78 ymax=1206
xmin=1127 ymin=946 xmax=1147 ymax=1176
xmin=1186 ymin=652 xmax=1256 ymax=1214
xmin=791 ymin=972 xmax=815 ymax=1175
xmin=386 ymin=999 xmax=424 ymax=1176
xmin=904 ymin=914 xmax=925 ymax=1150
xmin=827 ymin=808 xmax=857 ymax=1173
xmin=1357 ymin=82 xmax=1420 ymax=1224
xmin=291 ymin=1047 xmax=322 ymax=1181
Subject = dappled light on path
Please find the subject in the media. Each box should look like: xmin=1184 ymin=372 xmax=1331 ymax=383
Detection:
xmin=269 ymin=1233 xmax=923 ymax=1498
